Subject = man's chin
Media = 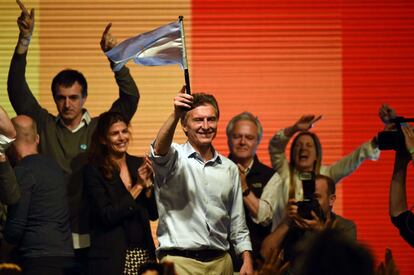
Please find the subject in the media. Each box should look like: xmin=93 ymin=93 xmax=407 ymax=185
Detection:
xmin=192 ymin=138 xmax=214 ymax=148
xmin=200 ymin=138 xmax=214 ymax=145
xmin=233 ymin=151 xmax=252 ymax=159
xmin=60 ymin=116 xmax=75 ymax=124
xmin=60 ymin=112 xmax=74 ymax=120
xmin=198 ymin=134 xmax=216 ymax=141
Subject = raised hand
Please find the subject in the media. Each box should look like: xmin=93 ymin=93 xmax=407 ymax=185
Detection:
xmin=16 ymin=0 xmax=35 ymax=39
xmin=100 ymin=23 xmax=118 ymax=52
xmin=379 ymin=104 xmax=397 ymax=124
xmin=293 ymin=114 xmax=322 ymax=132
xmin=173 ymin=86 xmax=193 ymax=120
xmin=379 ymin=104 xmax=397 ymax=130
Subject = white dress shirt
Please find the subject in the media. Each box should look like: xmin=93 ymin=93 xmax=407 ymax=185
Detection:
xmin=150 ymin=141 xmax=252 ymax=255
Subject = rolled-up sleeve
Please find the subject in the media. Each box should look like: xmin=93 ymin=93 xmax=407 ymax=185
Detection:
xmin=268 ymin=130 xmax=291 ymax=180
xmin=149 ymin=142 xmax=179 ymax=185
xmin=255 ymin=172 xmax=288 ymax=230
xmin=252 ymin=172 xmax=284 ymax=226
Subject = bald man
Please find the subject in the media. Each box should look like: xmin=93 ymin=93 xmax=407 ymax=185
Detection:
xmin=4 ymin=115 xmax=73 ymax=275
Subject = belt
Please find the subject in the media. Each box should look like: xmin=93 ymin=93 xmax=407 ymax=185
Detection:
xmin=159 ymin=249 xmax=226 ymax=262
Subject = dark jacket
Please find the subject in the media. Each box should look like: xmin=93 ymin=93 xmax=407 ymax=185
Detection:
xmin=228 ymin=154 xmax=275 ymax=270
xmin=84 ymin=154 xmax=158 ymax=275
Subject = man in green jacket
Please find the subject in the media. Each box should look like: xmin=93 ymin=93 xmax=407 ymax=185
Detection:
xmin=7 ymin=1 xmax=140 ymax=273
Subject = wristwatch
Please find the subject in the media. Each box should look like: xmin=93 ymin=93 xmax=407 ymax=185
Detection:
xmin=242 ymin=188 xmax=251 ymax=197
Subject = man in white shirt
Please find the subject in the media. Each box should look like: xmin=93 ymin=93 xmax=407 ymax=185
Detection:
xmin=150 ymin=88 xmax=253 ymax=275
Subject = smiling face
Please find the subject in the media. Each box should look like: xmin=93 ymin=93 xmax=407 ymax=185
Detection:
xmin=104 ymin=121 xmax=130 ymax=156
xmin=54 ymin=82 xmax=86 ymax=128
xmin=293 ymin=134 xmax=318 ymax=172
xmin=229 ymin=120 xmax=259 ymax=164
xmin=183 ymin=104 xmax=218 ymax=151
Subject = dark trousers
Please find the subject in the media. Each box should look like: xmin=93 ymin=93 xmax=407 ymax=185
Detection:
xmin=64 ymin=248 xmax=89 ymax=275
xmin=23 ymin=256 xmax=72 ymax=275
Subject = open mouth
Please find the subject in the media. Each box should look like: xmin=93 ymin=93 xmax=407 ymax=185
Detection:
xmin=298 ymin=152 xmax=309 ymax=161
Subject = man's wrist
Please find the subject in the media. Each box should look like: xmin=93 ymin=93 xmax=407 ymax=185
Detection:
xmin=285 ymin=126 xmax=296 ymax=137
xmin=241 ymin=250 xmax=252 ymax=260
xmin=18 ymin=38 xmax=31 ymax=47
xmin=18 ymin=33 xmax=32 ymax=47
xmin=242 ymin=187 xmax=251 ymax=197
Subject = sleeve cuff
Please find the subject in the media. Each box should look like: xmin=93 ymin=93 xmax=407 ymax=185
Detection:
xmin=149 ymin=142 xmax=175 ymax=165
xmin=0 ymin=134 xmax=15 ymax=154
xmin=234 ymin=241 xmax=253 ymax=255
xmin=113 ymin=64 xmax=129 ymax=74
xmin=252 ymin=200 xmax=272 ymax=226
xmin=362 ymin=140 xmax=380 ymax=161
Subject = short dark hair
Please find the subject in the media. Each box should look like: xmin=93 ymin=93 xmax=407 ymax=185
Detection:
xmin=316 ymin=174 xmax=336 ymax=195
xmin=180 ymin=93 xmax=220 ymax=124
xmin=51 ymin=69 xmax=88 ymax=98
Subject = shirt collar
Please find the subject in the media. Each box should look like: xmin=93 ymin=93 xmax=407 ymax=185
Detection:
xmin=56 ymin=110 xmax=91 ymax=133
xmin=183 ymin=141 xmax=222 ymax=164
xmin=228 ymin=153 xmax=255 ymax=174
xmin=245 ymin=158 xmax=254 ymax=174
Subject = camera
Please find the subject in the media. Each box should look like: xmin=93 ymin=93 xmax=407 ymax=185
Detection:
xmin=297 ymin=199 xmax=322 ymax=220
xmin=377 ymin=116 xmax=414 ymax=151
xmin=297 ymin=169 xmax=324 ymax=221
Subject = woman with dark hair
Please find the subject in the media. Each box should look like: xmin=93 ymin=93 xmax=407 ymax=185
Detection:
xmin=257 ymin=115 xmax=380 ymax=229
xmin=84 ymin=111 xmax=157 ymax=275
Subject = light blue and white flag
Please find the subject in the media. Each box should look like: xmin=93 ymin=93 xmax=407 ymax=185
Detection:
xmin=105 ymin=21 xmax=184 ymax=71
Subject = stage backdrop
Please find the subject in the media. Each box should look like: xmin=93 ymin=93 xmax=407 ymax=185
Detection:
xmin=1 ymin=0 xmax=413 ymax=273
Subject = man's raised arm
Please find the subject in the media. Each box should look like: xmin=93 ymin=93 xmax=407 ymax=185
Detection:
xmin=101 ymin=23 xmax=140 ymax=121
xmin=153 ymin=86 xmax=191 ymax=156
xmin=8 ymin=0 xmax=44 ymax=119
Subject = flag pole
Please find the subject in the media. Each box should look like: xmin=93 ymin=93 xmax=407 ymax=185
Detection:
xmin=179 ymin=16 xmax=191 ymax=95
